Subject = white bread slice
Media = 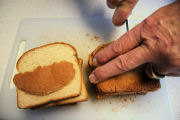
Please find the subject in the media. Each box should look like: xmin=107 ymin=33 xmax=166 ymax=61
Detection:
xmin=33 ymin=76 xmax=88 ymax=109
xmin=58 ymin=76 xmax=88 ymax=104
xmin=16 ymin=42 xmax=82 ymax=109
xmin=48 ymin=58 xmax=88 ymax=105
xmin=33 ymin=59 xmax=88 ymax=109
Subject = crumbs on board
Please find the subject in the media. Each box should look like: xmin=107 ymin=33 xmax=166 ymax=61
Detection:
xmin=86 ymin=33 xmax=90 ymax=36
xmin=85 ymin=33 xmax=100 ymax=42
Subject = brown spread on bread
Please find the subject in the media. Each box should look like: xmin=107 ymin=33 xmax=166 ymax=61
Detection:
xmin=13 ymin=61 xmax=75 ymax=96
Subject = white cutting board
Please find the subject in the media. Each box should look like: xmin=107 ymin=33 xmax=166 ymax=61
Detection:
xmin=0 ymin=19 xmax=171 ymax=120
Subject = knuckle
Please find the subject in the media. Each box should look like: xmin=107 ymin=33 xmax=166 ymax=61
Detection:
xmin=142 ymin=17 xmax=174 ymax=57
xmin=111 ymin=41 xmax=123 ymax=54
xmin=116 ymin=56 xmax=130 ymax=72
xmin=144 ymin=16 xmax=158 ymax=27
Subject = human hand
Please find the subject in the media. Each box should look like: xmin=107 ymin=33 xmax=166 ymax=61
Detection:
xmin=89 ymin=1 xmax=180 ymax=84
xmin=107 ymin=0 xmax=138 ymax=26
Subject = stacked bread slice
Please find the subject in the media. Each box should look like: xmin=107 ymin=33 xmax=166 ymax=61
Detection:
xmin=88 ymin=44 xmax=161 ymax=99
xmin=13 ymin=42 xmax=88 ymax=109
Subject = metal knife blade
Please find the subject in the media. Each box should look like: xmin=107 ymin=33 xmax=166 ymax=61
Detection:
xmin=125 ymin=19 xmax=129 ymax=31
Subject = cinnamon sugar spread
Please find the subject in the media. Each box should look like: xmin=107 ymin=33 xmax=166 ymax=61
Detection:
xmin=13 ymin=61 xmax=75 ymax=96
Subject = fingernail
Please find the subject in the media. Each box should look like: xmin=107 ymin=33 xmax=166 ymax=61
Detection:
xmin=93 ymin=58 xmax=98 ymax=66
xmin=89 ymin=73 xmax=98 ymax=84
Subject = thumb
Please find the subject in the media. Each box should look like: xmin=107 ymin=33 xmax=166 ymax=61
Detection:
xmin=112 ymin=0 xmax=138 ymax=26
xmin=89 ymin=45 xmax=152 ymax=84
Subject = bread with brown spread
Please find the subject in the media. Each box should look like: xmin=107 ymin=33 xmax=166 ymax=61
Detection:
xmin=13 ymin=42 xmax=88 ymax=109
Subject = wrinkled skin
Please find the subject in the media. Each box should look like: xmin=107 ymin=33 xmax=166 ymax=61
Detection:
xmin=89 ymin=1 xmax=180 ymax=84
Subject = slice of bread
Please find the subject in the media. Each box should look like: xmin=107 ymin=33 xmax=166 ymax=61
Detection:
xmin=32 ymin=59 xmax=88 ymax=109
xmin=32 ymin=74 xmax=88 ymax=109
xmin=49 ymin=59 xmax=88 ymax=105
xmin=16 ymin=42 xmax=83 ymax=108
xmin=88 ymin=44 xmax=161 ymax=99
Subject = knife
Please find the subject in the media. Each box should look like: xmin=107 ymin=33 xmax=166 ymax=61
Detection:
xmin=125 ymin=19 xmax=129 ymax=31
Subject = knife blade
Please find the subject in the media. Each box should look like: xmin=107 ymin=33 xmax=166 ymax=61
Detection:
xmin=125 ymin=19 xmax=129 ymax=31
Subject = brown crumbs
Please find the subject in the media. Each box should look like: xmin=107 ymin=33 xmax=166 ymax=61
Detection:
xmin=94 ymin=35 xmax=99 ymax=41
xmin=123 ymin=98 xmax=127 ymax=102
xmin=86 ymin=33 xmax=90 ymax=36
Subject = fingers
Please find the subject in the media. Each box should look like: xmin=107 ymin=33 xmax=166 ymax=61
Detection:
xmin=93 ymin=22 xmax=143 ymax=66
xmin=166 ymin=72 xmax=180 ymax=76
xmin=89 ymin=45 xmax=152 ymax=84
xmin=107 ymin=0 xmax=123 ymax=9
xmin=112 ymin=0 xmax=138 ymax=26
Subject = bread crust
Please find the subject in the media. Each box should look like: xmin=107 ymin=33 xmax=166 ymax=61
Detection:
xmin=31 ymin=79 xmax=88 ymax=109
xmin=16 ymin=42 xmax=79 ymax=71
xmin=17 ymin=92 xmax=80 ymax=109
xmin=88 ymin=43 xmax=110 ymax=68
xmin=16 ymin=42 xmax=83 ymax=109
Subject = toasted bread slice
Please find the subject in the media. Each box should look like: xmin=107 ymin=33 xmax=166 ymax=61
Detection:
xmin=88 ymin=44 xmax=161 ymax=99
xmin=16 ymin=42 xmax=82 ymax=108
